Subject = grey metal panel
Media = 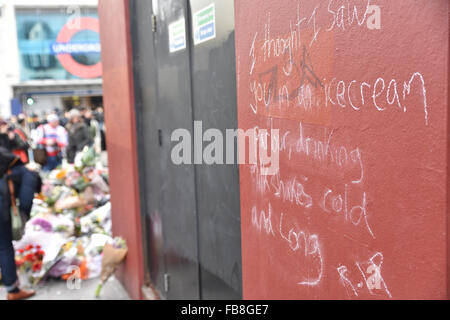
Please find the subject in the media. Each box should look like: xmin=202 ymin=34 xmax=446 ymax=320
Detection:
xmin=189 ymin=0 xmax=242 ymax=299
xmin=130 ymin=0 xmax=200 ymax=299
xmin=153 ymin=0 xmax=200 ymax=300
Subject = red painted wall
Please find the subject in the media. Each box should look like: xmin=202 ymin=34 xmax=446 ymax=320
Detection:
xmin=98 ymin=0 xmax=143 ymax=300
xmin=235 ymin=0 xmax=449 ymax=299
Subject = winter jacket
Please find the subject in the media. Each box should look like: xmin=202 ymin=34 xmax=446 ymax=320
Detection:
xmin=0 ymin=132 xmax=27 ymax=152
xmin=0 ymin=146 xmax=19 ymax=178
xmin=0 ymin=147 xmax=42 ymax=221
xmin=13 ymin=128 xmax=29 ymax=163
xmin=66 ymin=122 xmax=92 ymax=163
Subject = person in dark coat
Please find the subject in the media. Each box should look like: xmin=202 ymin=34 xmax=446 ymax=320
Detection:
xmin=0 ymin=147 xmax=41 ymax=300
xmin=29 ymin=113 xmax=40 ymax=130
xmin=11 ymin=115 xmax=30 ymax=163
xmin=0 ymin=120 xmax=27 ymax=153
xmin=65 ymin=109 xmax=93 ymax=164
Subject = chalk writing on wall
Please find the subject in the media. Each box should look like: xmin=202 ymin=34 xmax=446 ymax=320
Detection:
xmin=241 ymin=0 xmax=433 ymax=299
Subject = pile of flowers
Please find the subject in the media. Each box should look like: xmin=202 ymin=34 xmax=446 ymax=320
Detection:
xmin=12 ymin=147 xmax=121 ymax=291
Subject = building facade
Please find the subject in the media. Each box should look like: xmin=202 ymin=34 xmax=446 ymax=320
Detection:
xmin=0 ymin=0 xmax=102 ymax=119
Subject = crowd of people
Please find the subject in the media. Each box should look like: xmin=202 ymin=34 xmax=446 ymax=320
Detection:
xmin=0 ymin=106 xmax=106 ymax=300
xmin=3 ymin=107 xmax=106 ymax=171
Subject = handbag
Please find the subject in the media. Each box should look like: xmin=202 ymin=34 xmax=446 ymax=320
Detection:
xmin=33 ymin=146 xmax=47 ymax=166
xmin=8 ymin=169 xmax=26 ymax=241
xmin=33 ymin=125 xmax=48 ymax=166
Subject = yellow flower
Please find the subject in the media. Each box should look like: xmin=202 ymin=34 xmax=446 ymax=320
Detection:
xmin=63 ymin=242 xmax=73 ymax=252
xmin=56 ymin=169 xmax=67 ymax=180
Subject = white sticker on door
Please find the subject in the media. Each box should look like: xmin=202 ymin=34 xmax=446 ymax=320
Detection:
xmin=193 ymin=3 xmax=216 ymax=45
xmin=169 ymin=18 xmax=186 ymax=53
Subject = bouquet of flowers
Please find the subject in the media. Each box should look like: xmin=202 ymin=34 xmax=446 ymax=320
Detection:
xmin=81 ymin=147 xmax=97 ymax=168
xmin=64 ymin=169 xmax=90 ymax=193
xmin=95 ymin=237 xmax=128 ymax=298
xmin=41 ymin=184 xmax=75 ymax=209
xmin=30 ymin=218 xmax=53 ymax=233
xmin=80 ymin=202 xmax=111 ymax=236
xmin=42 ymin=185 xmax=62 ymax=207
xmin=64 ymin=170 xmax=81 ymax=187
xmin=15 ymin=244 xmax=45 ymax=285
xmin=72 ymin=176 xmax=91 ymax=193
xmin=74 ymin=147 xmax=97 ymax=172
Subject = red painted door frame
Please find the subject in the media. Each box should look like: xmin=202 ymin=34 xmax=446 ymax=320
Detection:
xmin=98 ymin=0 xmax=144 ymax=300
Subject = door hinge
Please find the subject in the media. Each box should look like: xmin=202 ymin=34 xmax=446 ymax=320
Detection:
xmin=164 ymin=273 xmax=170 ymax=292
xmin=151 ymin=14 xmax=157 ymax=32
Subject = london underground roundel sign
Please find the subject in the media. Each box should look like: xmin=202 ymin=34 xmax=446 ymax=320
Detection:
xmin=55 ymin=17 xmax=102 ymax=79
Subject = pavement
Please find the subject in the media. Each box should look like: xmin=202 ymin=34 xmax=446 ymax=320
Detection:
xmin=0 ymin=276 xmax=130 ymax=300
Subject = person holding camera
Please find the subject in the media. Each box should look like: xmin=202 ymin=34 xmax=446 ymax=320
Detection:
xmin=0 ymin=120 xmax=27 ymax=153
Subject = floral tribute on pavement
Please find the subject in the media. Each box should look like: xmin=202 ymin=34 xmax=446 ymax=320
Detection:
xmin=10 ymin=147 xmax=127 ymax=296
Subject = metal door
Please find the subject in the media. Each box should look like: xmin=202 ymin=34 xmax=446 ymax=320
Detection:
xmin=130 ymin=0 xmax=241 ymax=300
xmin=189 ymin=0 xmax=242 ymax=299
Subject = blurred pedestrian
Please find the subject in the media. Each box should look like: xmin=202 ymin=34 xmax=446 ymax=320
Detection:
xmin=29 ymin=113 xmax=40 ymax=130
xmin=0 ymin=120 xmax=27 ymax=153
xmin=34 ymin=114 xmax=68 ymax=171
xmin=60 ymin=110 xmax=70 ymax=128
xmin=0 ymin=147 xmax=42 ymax=300
xmin=66 ymin=109 xmax=92 ymax=164
xmin=80 ymin=107 xmax=90 ymax=127
xmin=16 ymin=114 xmax=30 ymax=138
xmin=10 ymin=114 xmax=30 ymax=163
xmin=94 ymin=107 xmax=104 ymax=124
xmin=94 ymin=107 xmax=107 ymax=152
